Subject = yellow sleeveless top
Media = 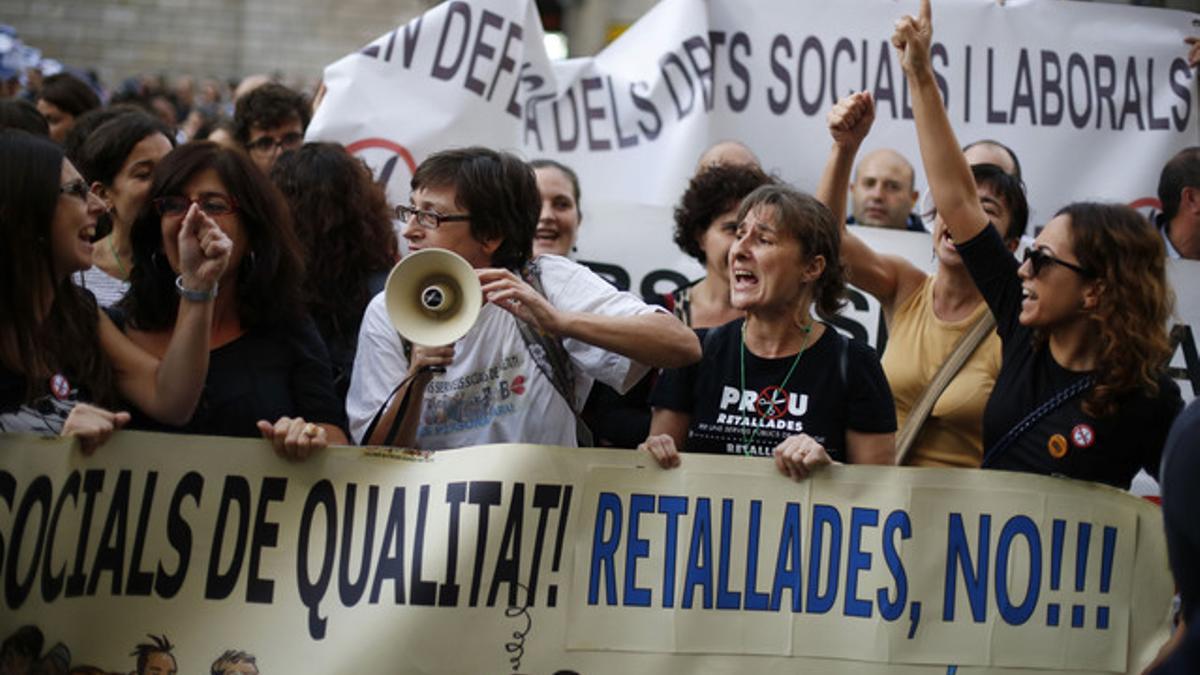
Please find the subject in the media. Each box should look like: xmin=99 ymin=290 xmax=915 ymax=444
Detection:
xmin=881 ymin=275 xmax=1001 ymax=468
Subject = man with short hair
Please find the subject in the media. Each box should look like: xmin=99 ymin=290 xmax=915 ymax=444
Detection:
xmin=695 ymin=140 xmax=760 ymax=172
xmin=233 ymin=82 xmax=308 ymax=172
xmin=210 ymin=649 xmax=259 ymax=675
xmin=1157 ymin=147 xmax=1200 ymax=260
xmin=962 ymin=139 xmax=1022 ymax=179
xmin=347 ymin=147 xmax=700 ymax=449
xmin=848 ymin=148 xmax=923 ymax=231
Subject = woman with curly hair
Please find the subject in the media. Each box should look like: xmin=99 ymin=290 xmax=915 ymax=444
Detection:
xmin=117 ymin=141 xmax=348 ymax=457
xmin=642 ymin=184 xmax=897 ymax=478
xmin=668 ymin=162 xmax=774 ymax=328
xmin=894 ymin=0 xmax=1181 ymax=488
xmin=270 ymin=142 xmax=399 ymax=399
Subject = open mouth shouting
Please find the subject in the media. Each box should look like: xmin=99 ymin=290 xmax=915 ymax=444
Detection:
xmin=732 ymin=267 xmax=759 ymax=292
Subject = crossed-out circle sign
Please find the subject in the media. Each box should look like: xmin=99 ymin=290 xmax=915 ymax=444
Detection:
xmin=755 ymin=386 xmax=790 ymax=420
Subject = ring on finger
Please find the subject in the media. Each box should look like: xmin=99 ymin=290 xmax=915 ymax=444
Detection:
xmin=303 ymin=423 xmax=319 ymax=438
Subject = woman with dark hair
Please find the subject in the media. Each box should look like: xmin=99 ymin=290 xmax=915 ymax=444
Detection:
xmin=668 ymin=163 xmax=775 ymax=328
xmin=529 ymin=158 xmax=582 ymax=258
xmin=36 ymin=73 xmax=101 ymax=143
xmin=817 ymin=91 xmax=1028 ymax=468
xmin=0 ymin=98 xmax=49 ymax=136
xmin=117 ymin=141 xmax=349 ymax=457
xmin=0 ymin=129 xmax=231 ymax=453
xmin=73 ymin=111 xmax=175 ymax=306
xmin=641 ymin=184 xmax=897 ymax=478
xmin=894 ymin=0 xmax=1181 ymax=488
xmin=270 ymin=142 xmax=398 ymax=399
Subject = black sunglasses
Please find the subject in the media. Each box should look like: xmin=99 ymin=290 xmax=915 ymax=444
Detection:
xmin=1023 ymin=247 xmax=1094 ymax=278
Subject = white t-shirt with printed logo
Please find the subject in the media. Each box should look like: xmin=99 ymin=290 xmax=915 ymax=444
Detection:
xmin=345 ymin=255 xmax=660 ymax=449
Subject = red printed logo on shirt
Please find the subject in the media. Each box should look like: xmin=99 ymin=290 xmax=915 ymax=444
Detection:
xmin=754 ymin=386 xmax=790 ymax=420
xmin=1071 ymin=424 xmax=1095 ymax=449
xmin=510 ymin=375 xmax=526 ymax=396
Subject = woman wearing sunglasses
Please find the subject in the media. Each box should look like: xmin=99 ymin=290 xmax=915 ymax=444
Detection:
xmin=0 ymin=129 xmax=230 ymax=453
xmin=115 ymin=141 xmax=349 ymax=458
xmin=894 ymin=0 xmax=1181 ymax=488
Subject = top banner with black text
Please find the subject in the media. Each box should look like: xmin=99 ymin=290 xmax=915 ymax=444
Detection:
xmin=309 ymin=0 xmax=1199 ymax=300
xmin=0 ymin=431 xmax=1173 ymax=673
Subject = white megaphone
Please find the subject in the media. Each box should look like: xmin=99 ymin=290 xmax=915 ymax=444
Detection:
xmin=384 ymin=249 xmax=483 ymax=346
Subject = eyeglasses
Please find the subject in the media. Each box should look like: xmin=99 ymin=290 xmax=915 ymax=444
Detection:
xmin=395 ymin=204 xmax=470 ymax=230
xmin=59 ymin=179 xmax=91 ymax=202
xmin=152 ymin=194 xmax=239 ymax=217
xmin=1023 ymin=246 xmax=1094 ymax=278
xmin=245 ymin=132 xmax=303 ymax=156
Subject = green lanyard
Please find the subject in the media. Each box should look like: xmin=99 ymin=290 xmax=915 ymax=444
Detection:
xmin=738 ymin=320 xmax=814 ymax=456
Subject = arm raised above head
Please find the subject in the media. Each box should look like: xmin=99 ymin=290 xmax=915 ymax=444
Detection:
xmin=478 ymin=266 xmax=702 ymax=369
xmin=816 ymin=91 xmax=927 ymax=312
xmin=896 ymin=0 xmax=990 ymax=243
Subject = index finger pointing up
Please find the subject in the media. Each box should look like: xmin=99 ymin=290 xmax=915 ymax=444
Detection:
xmin=920 ymin=0 xmax=932 ymax=24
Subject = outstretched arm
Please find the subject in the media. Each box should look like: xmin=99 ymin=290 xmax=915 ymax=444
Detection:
xmin=896 ymin=0 xmax=989 ymax=243
xmin=478 ymin=268 xmax=701 ymax=368
xmin=816 ymin=91 xmax=927 ymax=312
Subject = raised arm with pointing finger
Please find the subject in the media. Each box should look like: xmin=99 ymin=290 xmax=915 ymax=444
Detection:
xmin=895 ymin=0 xmax=1183 ymax=488
xmin=895 ymin=0 xmax=990 ymax=245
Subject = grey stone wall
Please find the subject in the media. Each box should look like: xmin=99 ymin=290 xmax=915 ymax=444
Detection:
xmin=2 ymin=0 xmax=430 ymax=87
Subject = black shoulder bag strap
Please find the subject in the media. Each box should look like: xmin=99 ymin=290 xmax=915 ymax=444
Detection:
xmin=360 ymin=361 xmax=425 ymax=448
xmin=361 ymin=335 xmax=436 ymax=447
xmin=981 ymin=374 xmax=1094 ymax=467
xmin=517 ymin=260 xmax=594 ymax=447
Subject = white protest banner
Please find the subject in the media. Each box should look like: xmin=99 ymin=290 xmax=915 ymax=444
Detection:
xmin=0 ymin=431 xmax=1175 ymax=673
xmin=308 ymin=0 xmax=1200 ymax=397
xmin=308 ymin=0 xmax=1198 ymax=286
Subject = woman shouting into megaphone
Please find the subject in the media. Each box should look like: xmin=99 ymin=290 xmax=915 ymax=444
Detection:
xmin=347 ymin=147 xmax=700 ymax=450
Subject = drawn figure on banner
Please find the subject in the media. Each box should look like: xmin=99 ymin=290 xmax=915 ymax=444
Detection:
xmin=210 ymin=649 xmax=259 ymax=675
xmin=130 ymin=635 xmax=176 ymax=675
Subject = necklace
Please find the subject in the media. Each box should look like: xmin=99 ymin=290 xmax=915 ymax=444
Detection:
xmin=738 ymin=319 xmax=814 ymax=456
xmin=108 ymin=237 xmax=129 ymax=279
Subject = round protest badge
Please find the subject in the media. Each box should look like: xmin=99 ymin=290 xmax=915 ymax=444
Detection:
xmin=49 ymin=373 xmax=70 ymax=401
xmin=1047 ymin=433 xmax=1069 ymax=459
xmin=1071 ymin=423 xmax=1095 ymax=448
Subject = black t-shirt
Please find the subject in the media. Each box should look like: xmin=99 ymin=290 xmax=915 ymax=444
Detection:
xmin=650 ymin=319 xmax=896 ymax=461
xmin=957 ymin=225 xmax=1183 ymax=488
xmin=109 ymin=310 xmax=347 ymax=439
xmin=0 ymin=366 xmax=82 ymax=435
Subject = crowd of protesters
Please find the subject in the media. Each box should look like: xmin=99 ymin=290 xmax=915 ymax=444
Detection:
xmin=2 ymin=6 xmax=1200 ymax=673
